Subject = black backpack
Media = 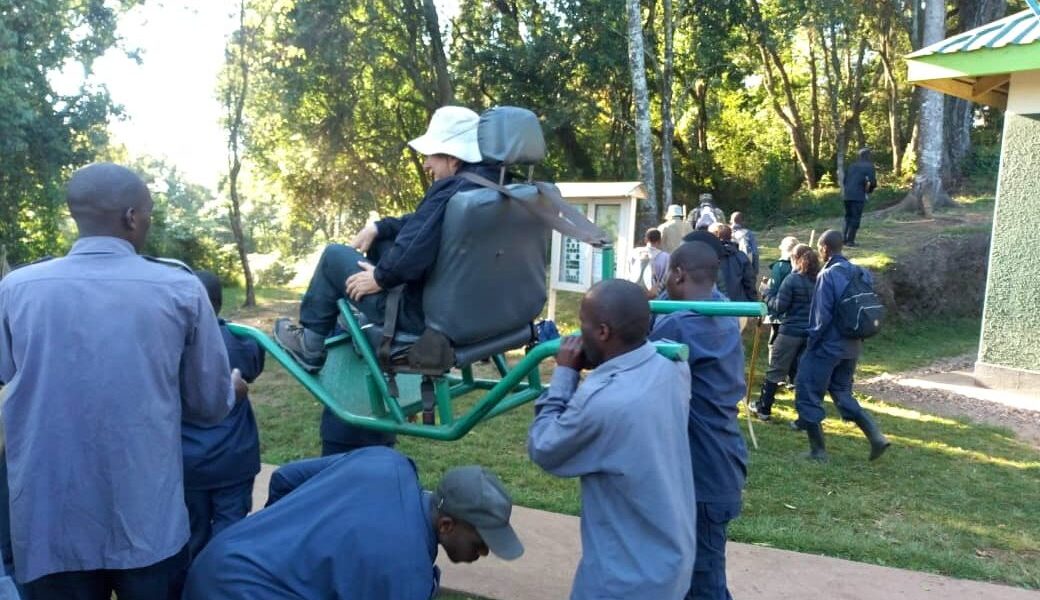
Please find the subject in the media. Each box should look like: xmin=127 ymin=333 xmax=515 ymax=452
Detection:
xmin=835 ymin=264 xmax=884 ymax=338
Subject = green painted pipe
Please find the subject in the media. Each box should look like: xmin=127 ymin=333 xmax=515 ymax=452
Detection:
xmin=649 ymin=300 xmax=766 ymax=317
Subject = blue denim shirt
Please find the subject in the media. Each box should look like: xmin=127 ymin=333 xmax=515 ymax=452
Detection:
xmin=0 ymin=236 xmax=233 ymax=583
xmin=650 ymin=307 xmax=748 ymax=503
xmin=181 ymin=322 xmax=265 ymax=490
xmin=184 ymin=448 xmax=440 ymax=600
xmin=528 ymin=342 xmax=696 ymax=600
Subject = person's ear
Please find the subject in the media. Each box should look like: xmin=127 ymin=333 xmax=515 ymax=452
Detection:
xmin=597 ymin=322 xmax=611 ymax=343
xmin=123 ymin=207 xmax=137 ymax=231
xmin=437 ymin=516 xmax=456 ymax=536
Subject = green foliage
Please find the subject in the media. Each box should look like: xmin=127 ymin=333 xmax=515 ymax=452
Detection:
xmin=256 ymin=261 xmax=297 ymax=287
xmin=0 ymin=0 xmax=139 ymax=264
xmin=134 ymin=157 xmax=240 ymax=280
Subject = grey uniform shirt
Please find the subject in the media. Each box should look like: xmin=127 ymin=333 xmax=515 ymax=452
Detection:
xmin=0 ymin=236 xmax=234 ymax=583
xmin=528 ymin=342 xmax=696 ymax=600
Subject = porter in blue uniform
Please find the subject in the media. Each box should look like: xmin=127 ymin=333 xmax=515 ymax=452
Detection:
xmin=528 ymin=280 xmax=696 ymax=600
xmin=182 ymin=271 xmax=265 ymax=558
xmin=793 ymin=230 xmax=890 ymax=461
xmin=0 ymin=163 xmax=240 ymax=598
xmin=649 ymin=241 xmax=748 ymax=600
xmin=184 ymin=447 xmax=523 ymax=599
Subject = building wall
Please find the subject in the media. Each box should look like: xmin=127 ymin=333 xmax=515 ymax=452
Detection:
xmin=977 ymin=77 xmax=1040 ymax=388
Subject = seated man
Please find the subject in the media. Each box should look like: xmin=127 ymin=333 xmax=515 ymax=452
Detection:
xmin=183 ymin=447 xmax=522 ymax=599
xmin=274 ymin=106 xmax=499 ymax=370
xmin=527 ymin=279 xmax=696 ymax=600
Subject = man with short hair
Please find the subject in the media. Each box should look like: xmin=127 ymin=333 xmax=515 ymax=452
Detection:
xmin=0 ymin=163 xmax=241 ymax=598
xmin=650 ymin=241 xmax=747 ymax=600
xmin=729 ymin=211 xmax=759 ymax=275
xmin=183 ymin=447 xmax=523 ymax=599
xmin=842 ymin=148 xmax=877 ymax=247
xmin=528 ymin=279 xmax=696 ymax=600
xmin=631 ymin=228 xmax=670 ymax=294
xmin=659 ymin=204 xmax=692 ymax=253
xmin=792 ymin=230 xmax=890 ymax=461
xmin=182 ymin=271 xmax=266 ymax=558
xmin=708 ymin=223 xmax=757 ymax=302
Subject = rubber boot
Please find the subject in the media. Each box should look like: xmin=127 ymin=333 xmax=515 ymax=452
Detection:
xmin=803 ymin=422 xmax=828 ymax=461
xmin=753 ymin=380 xmax=779 ymax=421
xmin=853 ymin=412 xmax=891 ymax=461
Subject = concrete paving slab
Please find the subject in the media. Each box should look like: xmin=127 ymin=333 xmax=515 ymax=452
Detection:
xmin=898 ymin=371 xmax=1038 ymax=412
xmin=437 ymin=505 xmax=1040 ymax=600
xmin=251 ymin=470 xmax=1038 ymax=599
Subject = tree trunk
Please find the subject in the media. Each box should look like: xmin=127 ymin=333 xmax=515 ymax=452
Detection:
xmin=227 ymin=0 xmax=255 ymax=307
xmin=421 ymin=0 xmax=454 ymax=106
xmin=897 ymin=0 xmax=953 ymax=216
xmin=659 ymin=0 xmax=674 ymax=211
xmin=942 ymin=0 xmax=1007 ymax=189
xmin=625 ymin=0 xmax=659 ymax=222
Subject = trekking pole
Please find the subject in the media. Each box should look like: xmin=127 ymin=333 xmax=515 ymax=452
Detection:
xmin=743 ymin=317 xmax=764 ymax=450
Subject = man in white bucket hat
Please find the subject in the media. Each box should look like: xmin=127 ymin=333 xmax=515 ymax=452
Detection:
xmin=658 ymin=203 xmax=691 ymax=253
xmin=274 ymin=106 xmax=496 ymax=373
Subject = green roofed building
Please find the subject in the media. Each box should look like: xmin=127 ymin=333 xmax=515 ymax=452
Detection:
xmin=907 ymin=10 xmax=1040 ymax=394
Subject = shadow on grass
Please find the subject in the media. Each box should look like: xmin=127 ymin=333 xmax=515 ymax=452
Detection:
xmin=251 ymin=353 xmax=1040 ymax=588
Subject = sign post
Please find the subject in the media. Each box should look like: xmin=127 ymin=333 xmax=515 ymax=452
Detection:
xmin=547 ymin=182 xmax=647 ymax=321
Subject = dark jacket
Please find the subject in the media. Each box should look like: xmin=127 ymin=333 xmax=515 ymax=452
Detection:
xmin=372 ymin=163 xmax=500 ymax=289
xmin=766 ymin=259 xmax=792 ymax=318
xmin=843 ymin=160 xmax=877 ymax=202
xmin=766 ymin=272 xmax=814 ymax=337
xmin=807 ymin=254 xmax=865 ymax=358
xmin=718 ymin=241 xmax=758 ymax=302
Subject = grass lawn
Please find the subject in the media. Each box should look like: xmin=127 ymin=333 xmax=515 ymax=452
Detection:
xmin=226 ymin=287 xmax=1039 ymax=589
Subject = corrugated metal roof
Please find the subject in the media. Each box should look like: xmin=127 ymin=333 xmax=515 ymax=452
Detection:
xmin=555 ymin=182 xmax=647 ymax=200
xmin=908 ymin=10 xmax=1040 ymax=58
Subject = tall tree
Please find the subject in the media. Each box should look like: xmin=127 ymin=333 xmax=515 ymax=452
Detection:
xmin=942 ymin=0 xmax=1006 ymax=188
xmin=222 ymin=0 xmax=258 ymax=307
xmin=660 ymin=0 xmax=676 ymax=209
xmin=626 ymin=0 xmax=659 ymax=219
xmin=898 ymin=0 xmax=953 ymax=215
xmin=0 ymin=1 xmax=137 ymax=263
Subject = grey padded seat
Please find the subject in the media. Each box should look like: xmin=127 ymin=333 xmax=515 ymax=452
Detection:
xmin=373 ymin=107 xmax=552 ymax=369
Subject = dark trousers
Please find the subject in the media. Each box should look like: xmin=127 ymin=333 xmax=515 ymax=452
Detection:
xmin=687 ymin=501 xmax=741 ymax=600
xmin=793 ymin=349 xmax=865 ymax=424
xmin=843 ymin=201 xmax=865 ymax=244
xmin=184 ymin=479 xmax=254 ymax=559
xmin=320 ymin=406 xmax=396 ymax=457
xmin=298 ymin=243 xmax=425 ymax=336
xmin=24 ymin=546 xmax=189 ymax=600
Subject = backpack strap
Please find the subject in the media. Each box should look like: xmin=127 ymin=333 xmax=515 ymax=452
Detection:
xmin=458 ymin=171 xmax=610 ymax=247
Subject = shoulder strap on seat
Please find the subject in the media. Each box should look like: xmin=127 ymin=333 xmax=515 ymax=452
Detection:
xmin=458 ymin=171 xmax=611 ymax=247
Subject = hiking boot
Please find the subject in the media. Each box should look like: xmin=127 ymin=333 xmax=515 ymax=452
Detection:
xmin=753 ymin=380 xmax=779 ymax=421
xmin=273 ymin=318 xmax=326 ymax=372
xmin=852 ymin=412 xmax=891 ymax=461
xmin=803 ymin=422 xmax=828 ymax=462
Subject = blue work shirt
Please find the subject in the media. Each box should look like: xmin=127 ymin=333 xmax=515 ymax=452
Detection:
xmin=0 ymin=236 xmax=234 ymax=583
xmin=650 ymin=302 xmax=748 ymax=503
xmin=182 ymin=321 xmax=265 ymax=490
xmin=184 ymin=447 xmax=440 ymax=599
xmin=806 ymin=254 xmax=865 ymax=359
xmin=528 ymin=342 xmax=696 ymax=600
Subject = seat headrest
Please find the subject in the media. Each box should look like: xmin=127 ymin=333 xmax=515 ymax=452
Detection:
xmin=478 ymin=106 xmax=546 ymax=166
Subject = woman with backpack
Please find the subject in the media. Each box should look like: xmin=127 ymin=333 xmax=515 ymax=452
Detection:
xmin=753 ymin=244 xmax=818 ymax=421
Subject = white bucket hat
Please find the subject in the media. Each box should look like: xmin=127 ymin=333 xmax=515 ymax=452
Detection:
xmin=408 ymin=106 xmax=482 ymax=163
xmin=666 ymin=204 xmax=684 ymax=218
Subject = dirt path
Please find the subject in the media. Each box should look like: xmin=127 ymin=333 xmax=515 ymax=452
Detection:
xmin=859 ymin=354 xmax=1040 ymax=448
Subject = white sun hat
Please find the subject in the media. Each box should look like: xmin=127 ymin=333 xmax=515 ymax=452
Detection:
xmin=666 ymin=204 xmax=684 ymax=218
xmin=408 ymin=106 xmax=482 ymax=163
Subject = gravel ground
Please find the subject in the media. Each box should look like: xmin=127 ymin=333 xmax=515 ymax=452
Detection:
xmin=858 ymin=355 xmax=1040 ymax=448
